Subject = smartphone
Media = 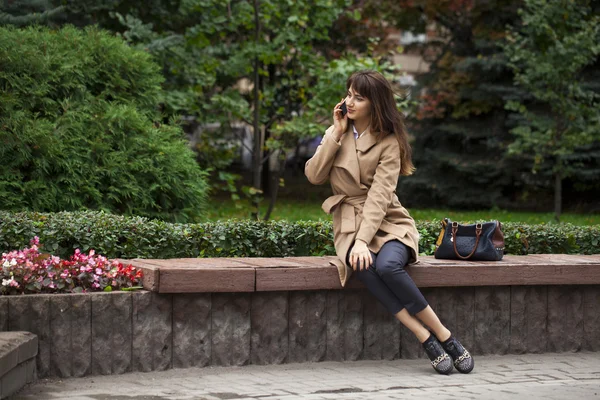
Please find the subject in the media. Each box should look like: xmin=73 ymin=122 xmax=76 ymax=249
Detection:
xmin=340 ymin=101 xmax=347 ymax=117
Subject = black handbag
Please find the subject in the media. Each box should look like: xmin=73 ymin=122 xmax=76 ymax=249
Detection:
xmin=434 ymin=218 xmax=505 ymax=261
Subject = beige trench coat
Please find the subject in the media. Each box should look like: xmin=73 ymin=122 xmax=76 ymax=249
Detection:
xmin=305 ymin=124 xmax=420 ymax=287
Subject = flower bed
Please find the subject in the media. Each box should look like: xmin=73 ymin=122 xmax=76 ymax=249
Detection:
xmin=1 ymin=237 xmax=142 ymax=295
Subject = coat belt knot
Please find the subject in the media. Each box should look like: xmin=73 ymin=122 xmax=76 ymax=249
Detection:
xmin=321 ymin=194 xmax=368 ymax=234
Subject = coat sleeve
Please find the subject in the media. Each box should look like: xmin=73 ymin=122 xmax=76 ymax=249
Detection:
xmin=355 ymin=136 xmax=401 ymax=245
xmin=304 ymin=125 xmax=342 ymax=185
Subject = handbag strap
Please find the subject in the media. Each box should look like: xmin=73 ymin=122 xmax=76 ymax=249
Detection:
xmin=451 ymin=222 xmax=483 ymax=260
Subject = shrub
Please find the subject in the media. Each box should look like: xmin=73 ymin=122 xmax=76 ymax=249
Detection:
xmin=0 ymin=211 xmax=598 ymax=260
xmin=0 ymin=25 xmax=209 ymax=222
xmin=1 ymin=237 xmax=142 ymax=295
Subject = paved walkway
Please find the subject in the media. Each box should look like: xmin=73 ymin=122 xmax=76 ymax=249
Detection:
xmin=12 ymin=352 xmax=600 ymax=400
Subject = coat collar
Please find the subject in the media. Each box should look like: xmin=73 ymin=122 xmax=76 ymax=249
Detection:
xmin=355 ymin=125 xmax=378 ymax=153
xmin=335 ymin=124 xmax=379 ymax=186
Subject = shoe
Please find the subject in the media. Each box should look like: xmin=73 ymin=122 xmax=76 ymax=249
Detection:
xmin=422 ymin=334 xmax=453 ymax=375
xmin=441 ymin=336 xmax=474 ymax=374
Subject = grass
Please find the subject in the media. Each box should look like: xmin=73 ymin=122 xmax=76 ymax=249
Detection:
xmin=205 ymin=197 xmax=600 ymax=225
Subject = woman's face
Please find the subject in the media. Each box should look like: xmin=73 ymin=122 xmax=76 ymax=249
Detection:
xmin=345 ymin=85 xmax=371 ymax=122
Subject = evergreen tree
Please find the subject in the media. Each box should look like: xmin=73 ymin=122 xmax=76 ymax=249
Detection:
xmin=0 ymin=0 xmax=64 ymax=26
xmin=0 ymin=25 xmax=209 ymax=222
xmin=394 ymin=0 xmax=531 ymax=210
xmin=503 ymin=0 xmax=600 ymax=221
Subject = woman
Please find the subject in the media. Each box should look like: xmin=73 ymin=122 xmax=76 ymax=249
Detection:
xmin=305 ymin=70 xmax=474 ymax=375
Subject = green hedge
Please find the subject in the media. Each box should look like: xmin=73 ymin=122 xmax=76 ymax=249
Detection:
xmin=1 ymin=211 xmax=598 ymax=259
xmin=0 ymin=25 xmax=209 ymax=223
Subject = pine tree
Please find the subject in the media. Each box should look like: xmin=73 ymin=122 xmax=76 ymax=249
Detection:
xmin=395 ymin=0 xmax=532 ymax=210
xmin=0 ymin=0 xmax=64 ymax=26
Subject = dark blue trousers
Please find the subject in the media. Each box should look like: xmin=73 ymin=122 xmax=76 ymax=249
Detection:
xmin=348 ymin=240 xmax=428 ymax=315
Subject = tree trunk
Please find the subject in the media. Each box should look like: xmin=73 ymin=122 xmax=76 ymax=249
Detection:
xmin=263 ymin=153 xmax=284 ymax=221
xmin=554 ymin=171 xmax=562 ymax=223
xmin=251 ymin=0 xmax=262 ymax=219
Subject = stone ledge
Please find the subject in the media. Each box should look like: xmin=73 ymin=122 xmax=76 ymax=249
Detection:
xmin=0 ymin=331 xmax=38 ymax=399
xmin=123 ymin=254 xmax=600 ymax=293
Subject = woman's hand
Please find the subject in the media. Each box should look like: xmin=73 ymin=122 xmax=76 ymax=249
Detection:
xmin=350 ymin=239 xmax=372 ymax=271
xmin=332 ymin=97 xmax=348 ymax=141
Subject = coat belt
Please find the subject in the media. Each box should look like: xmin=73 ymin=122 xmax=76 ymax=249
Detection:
xmin=321 ymin=194 xmax=368 ymax=234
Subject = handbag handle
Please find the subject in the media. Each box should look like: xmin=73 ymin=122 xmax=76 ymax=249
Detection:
xmin=451 ymin=222 xmax=483 ymax=260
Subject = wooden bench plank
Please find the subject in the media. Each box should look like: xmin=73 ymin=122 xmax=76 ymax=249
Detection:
xmin=406 ymin=263 xmax=600 ymax=287
xmin=123 ymin=255 xmax=600 ymax=293
xmin=159 ymin=268 xmax=255 ymax=293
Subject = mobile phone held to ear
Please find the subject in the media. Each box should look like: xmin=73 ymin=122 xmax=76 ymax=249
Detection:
xmin=340 ymin=101 xmax=347 ymax=117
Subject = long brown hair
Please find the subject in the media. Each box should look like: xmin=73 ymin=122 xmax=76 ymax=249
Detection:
xmin=346 ymin=70 xmax=415 ymax=176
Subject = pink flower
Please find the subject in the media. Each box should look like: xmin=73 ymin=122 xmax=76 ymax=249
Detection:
xmin=95 ymin=268 xmax=102 ymax=275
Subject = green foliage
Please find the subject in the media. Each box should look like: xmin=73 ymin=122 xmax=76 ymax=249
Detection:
xmin=1 ymin=211 xmax=597 ymax=261
xmin=0 ymin=25 xmax=209 ymax=222
xmin=503 ymin=0 xmax=600 ymax=175
xmin=396 ymin=0 xmax=529 ymax=210
xmin=0 ymin=0 xmax=65 ymax=26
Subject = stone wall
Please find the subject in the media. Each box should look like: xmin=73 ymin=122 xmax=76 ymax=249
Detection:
xmin=0 ymin=286 xmax=599 ymax=378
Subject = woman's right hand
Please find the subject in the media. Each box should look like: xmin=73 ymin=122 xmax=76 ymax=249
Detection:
xmin=332 ymin=97 xmax=348 ymax=141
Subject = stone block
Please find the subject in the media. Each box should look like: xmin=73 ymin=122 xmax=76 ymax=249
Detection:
xmin=92 ymin=292 xmax=132 ymax=375
xmin=0 ymin=332 xmax=37 ymax=378
xmin=71 ymin=294 xmax=92 ymax=377
xmin=474 ymin=286 xmax=510 ymax=355
xmin=1 ymin=359 xmax=26 ymax=399
xmin=112 ymin=292 xmax=134 ymax=374
xmin=525 ymin=286 xmax=547 ymax=353
xmin=0 ymin=297 xmax=7 ymax=332
xmin=326 ymin=290 xmax=364 ymax=361
xmin=362 ymin=292 xmax=384 ymax=361
xmin=362 ymin=292 xmax=400 ymax=361
xmin=288 ymin=291 xmax=326 ymax=363
xmin=583 ymin=286 xmax=600 ymax=351
xmin=211 ymin=293 xmax=251 ymax=366
xmin=548 ymin=286 xmax=583 ymax=352
xmin=509 ymin=286 xmax=527 ymax=354
xmin=8 ymin=295 xmax=50 ymax=378
xmin=132 ymin=292 xmax=172 ymax=372
xmin=510 ymin=286 xmax=547 ymax=354
xmin=399 ymin=323 xmax=421 ymax=359
xmin=451 ymin=287 xmax=475 ymax=352
xmin=251 ymin=292 xmax=288 ymax=365
xmin=49 ymin=295 xmax=72 ymax=377
xmin=325 ymin=291 xmax=344 ymax=362
xmin=173 ymin=294 xmax=211 ymax=368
